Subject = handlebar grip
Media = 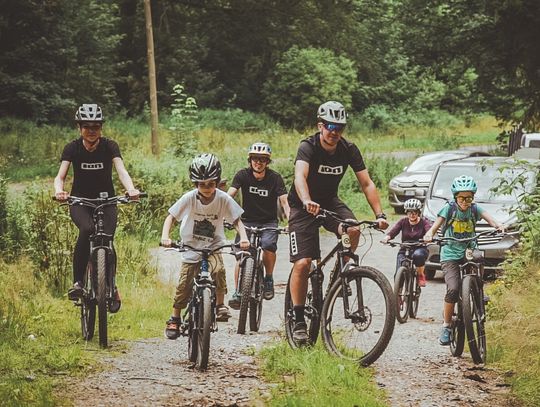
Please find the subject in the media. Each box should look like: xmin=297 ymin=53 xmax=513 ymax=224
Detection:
xmin=139 ymin=192 xmax=148 ymax=198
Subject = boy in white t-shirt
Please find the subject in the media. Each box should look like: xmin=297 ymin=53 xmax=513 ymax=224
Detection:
xmin=161 ymin=154 xmax=249 ymax=340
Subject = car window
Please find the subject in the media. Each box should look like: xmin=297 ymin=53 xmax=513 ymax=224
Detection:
xmin=430 ymin=163 xmax=537 ymax=203
xmin=407 ymin=153 xmax=463 ymax=172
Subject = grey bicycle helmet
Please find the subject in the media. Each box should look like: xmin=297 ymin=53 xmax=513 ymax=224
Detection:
xmin=404 ymin=198 xmax=423 ymax=212
xmin=75 ymin=104 xmax=104 ymax=122
xmin=189 ymin=153 xmax=222 ymax=182
xmin=451 ymin=175 xmax=477 ymax=195
xmin=317 ymin=101 xmax=347 ymax=124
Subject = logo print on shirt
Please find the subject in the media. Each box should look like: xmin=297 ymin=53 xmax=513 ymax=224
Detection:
xmin=249 ymin=186 xmax=269 ymax=197
xmin=193 ymin=218 xmax=215 ymax=239
xmin=318 ymin=165 xmax=343 ymax=175
xmin=81 ymin=162 xmax=104 ymax=170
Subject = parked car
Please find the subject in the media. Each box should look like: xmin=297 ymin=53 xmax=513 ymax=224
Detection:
xmin=388 ymin=150 xmax=490 ymax=213
xmin=422 ymin=156 xmax=539 ymax=279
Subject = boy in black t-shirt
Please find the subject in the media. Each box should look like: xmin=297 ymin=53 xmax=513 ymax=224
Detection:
xmin=53 ymin=104 xmax=140 ymax=310
xmin=227 ymin=142 xmax=290 ymax=306
xmin=287 ymin=101 xmax=389 ymax=343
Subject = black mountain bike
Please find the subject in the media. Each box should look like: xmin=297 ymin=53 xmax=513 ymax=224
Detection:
xmin=433 ymin=230 xmax=502 ymax=364
xmin=284 ymin=209 xmax=396 ymax=366
xmin=56 ymin=192 xmax=146 ymax=348
xmin=236 ymin=225 xmax=288 ymax=334
xmin=165 ymin=241 xmax=237 ymax=370
xmin=384 ymin=240 xmax=427 ymax=323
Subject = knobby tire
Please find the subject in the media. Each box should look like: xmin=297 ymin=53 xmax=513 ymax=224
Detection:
xmin=81 ymin=261 xmax=96 ymax=340
xmin=409 ymin=271 xmax=420 ymax=319
xmin=462 ymin=276 xmax=486 ymax=364
xmin=237 ymin=257 xmax=255 ymax=334
xmin=96 ymin=248 xmax=108 ymax=348
xmin=450 ymin=300 xmax=465 ymax=357
xmin=394 ymin=267 xmax=410 ymax=323
xmin=249 ymin=264 xmax=264 ymax=332
xmin=196 ymin=288 xmax=212 ymax=370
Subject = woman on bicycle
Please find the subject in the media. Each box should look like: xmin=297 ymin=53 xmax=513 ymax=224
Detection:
xmin=53 ymin=104 xmax=140 ymax=309
xmin=160 ymin=153 xmax=250 ymax=339
xmin=381 ymin=198 xmax=432 ymax=287
xmin=423 ymin=175 xmax=504 ymax=345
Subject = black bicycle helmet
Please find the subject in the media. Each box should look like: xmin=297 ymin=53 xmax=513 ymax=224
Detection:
xmin=189 ymin=153 xmax=222 ymax=182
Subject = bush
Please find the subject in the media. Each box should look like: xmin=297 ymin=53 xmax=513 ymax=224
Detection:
xmin=197 ymin=108 xmax=282 ymax=134
xmin=262 ymin=46 xmax=358 ymax=128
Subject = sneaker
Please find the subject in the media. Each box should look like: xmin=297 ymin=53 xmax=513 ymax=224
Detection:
xmin=216 ymin=304 xmax=231 ymax=322
xmin=439 ymin=326 xmax=451 ymax=346
xmin=292 ymin=322 xmax=309 ymax=343
xmin=68 ymin=281 xmax=83 ymax=301
xmin=263 ymin=276 xmax=274 ymax=300
xmin=228 ymin=291 xmax=241 ymax=310
xmin=418 ymin=274 xmax=427 ymax=287
xmin=109 ymin=287 xmax=121 ymax=313
xmin=165 ymin=317 xmax=181 ymax=340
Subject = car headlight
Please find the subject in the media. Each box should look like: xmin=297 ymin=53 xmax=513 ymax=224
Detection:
xmin=389 ymin=180 xmax=399 ymax=188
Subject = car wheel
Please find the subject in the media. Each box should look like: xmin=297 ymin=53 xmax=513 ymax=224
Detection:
xmin=425 ymin=267 xmax=437 ymax=280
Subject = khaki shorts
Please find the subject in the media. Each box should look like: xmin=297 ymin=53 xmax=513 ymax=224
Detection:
xmin=173 ymin=253 xmax=227 ymax=310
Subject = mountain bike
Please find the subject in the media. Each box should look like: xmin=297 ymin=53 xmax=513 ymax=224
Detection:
xmin=236 ymin=225 xmax=288 ymax=334
xmin=284 ymin=209 xmax=396 ymax=366
xmin=433 ymin=230 xmax=502 ymax=364
xmin=165 ymin=241 xmax=238 ymax=370
xmin=383 ymin=240 xmax=427 ymax=323
xmin=55 ymin=192 xmax=146 ymax=348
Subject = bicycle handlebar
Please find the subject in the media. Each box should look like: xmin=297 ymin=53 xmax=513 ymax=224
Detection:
xmin=431 ymin=229 xmax=502 ymax=244
xmin=383 ymin=240 xmax=427 ymax=248
xmin=223 ymin=221 xmax=288 ymax=234
xmin=316 ymin=208 xmax=380 ymax=229
xmin=160 ymin=241 xmax=241 ymax=255
xmin=53 ymin=193 xmax=147 ymax=207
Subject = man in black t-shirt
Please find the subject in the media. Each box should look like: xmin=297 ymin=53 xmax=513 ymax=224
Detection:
xmin=227 ymin=142 xmax=290 ymax=305
xmin=288 ymin=101 xmax=389 ymax=343
xmin=53 ymin=104 xmax=140 ymax=309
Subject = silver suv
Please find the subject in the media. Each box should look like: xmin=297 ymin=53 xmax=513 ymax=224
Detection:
xmin=423 ymin=156 xmax=538 ymax=279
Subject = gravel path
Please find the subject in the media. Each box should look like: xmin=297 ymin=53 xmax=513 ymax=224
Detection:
xmin=61 ymin=232 xmax=514 ymax=406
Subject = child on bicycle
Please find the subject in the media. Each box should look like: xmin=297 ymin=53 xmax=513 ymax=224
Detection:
xmin=381 ymin=198 xmax=432 ymax=287
xmin=160 ymin=153 xmax=250 ymax=340
xmin=423 ymin=175 xmax=504 ymax=346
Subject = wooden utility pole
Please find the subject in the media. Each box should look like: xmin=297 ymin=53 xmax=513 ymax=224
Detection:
xmin=144 ymin=0 xmax=159 ymax=155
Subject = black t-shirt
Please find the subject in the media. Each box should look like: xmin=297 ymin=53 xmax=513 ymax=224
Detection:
xmin=60 ymin=137 xmax=122 ymax=198
xmin=288 ymin=133 xmax=366 ymax=208
xmin=231 ymin=167 xmax=287 ymax=223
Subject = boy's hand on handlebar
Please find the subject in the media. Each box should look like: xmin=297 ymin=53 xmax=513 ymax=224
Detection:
xmin=381 ymin=236 xmax=390 ymax=244
xmin=55 ymin=191 xmax=69 ymax=202
xmin=239 ymin=239 xmax=250 ymax=250
xmin=376 ymin=218 xmax=389 ymax=230
xmin=161 ymin=238 xmax=172 ymax=248
xmin=423 ymin=232 xmax=433 ymax=242
xmin=126 ymin=189 xmax=140 ymax=200
xmin=496 ymin=224 xmax=506 ymax=233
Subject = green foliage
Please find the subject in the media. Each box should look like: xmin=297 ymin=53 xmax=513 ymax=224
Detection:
xmin=168 ymin=84 xmax=200 ymax=158
xmin=259 ymin=340 xmax=387 ymax=406
xmin=197 ymin=109 xmax=282 ymax=134
xmin=263 ymin=47 xmax=359 ymax=128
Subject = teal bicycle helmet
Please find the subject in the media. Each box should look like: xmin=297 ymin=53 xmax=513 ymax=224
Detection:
xmin=451 ymin=175 xmax=477 ymax=195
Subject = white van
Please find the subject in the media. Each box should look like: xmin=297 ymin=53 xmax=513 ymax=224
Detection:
xmin=515 ymin=133 xmax=540 ymax=158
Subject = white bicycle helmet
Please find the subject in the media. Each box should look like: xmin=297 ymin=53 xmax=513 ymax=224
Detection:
xmin=75 ymin=104 xmax=104 ymax=122
xmin=247 ymin=142 xmax=272 ymax=158
xmin=317 ymin=101 xmax=347 ymax=124
xmin=189 ymin=153 xmax=222 ymax=183
xmin=404 ymin=198 xmax=423 ymax=212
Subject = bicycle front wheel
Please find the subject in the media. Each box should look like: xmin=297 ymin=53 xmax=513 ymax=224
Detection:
xmin=196 ymin=287 xmax=212 ymax=370
xmin=462 ymin=276 xmax=486 ymax=364
xmin=81 ymin=261 xmax=96 ymax=341
xmin=238 ymin=257 xmax=255 ymax=334
xmin=321 ymin=266 xmax=395 ymax=366
xmin=284 ymin=264 xmax=323 ymax=348
xmin=408 ymin=271 xmax=420 ymax=319
xmin=394 ymin=266 xmax=410 ymax=323
xmin=249 ymin=263 xmax=264 ymax=332
xmin=96 ymin=248 xmax=108 ymax=348
xmin=450 ymin=301 xmax=465 ymax=357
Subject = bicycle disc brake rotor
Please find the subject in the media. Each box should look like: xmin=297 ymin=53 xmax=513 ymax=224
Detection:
xmin=351 ymin=306 xmax=372 ymax=331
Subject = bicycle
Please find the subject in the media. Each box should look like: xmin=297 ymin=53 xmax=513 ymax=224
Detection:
xmin=284 ymin=209 xmax=396 ymax=366
xmin=164 ymin=241 xmax=239 ymax=370
xmin=236 ymin=225 xmax=288 ymax=334
xmin=383 ymin=240 xmax=427 ymax=323
xmin=432 ymin=230 xmax=502 ymax=364
xmin=55 ymin=192 xmax=146 ymax=348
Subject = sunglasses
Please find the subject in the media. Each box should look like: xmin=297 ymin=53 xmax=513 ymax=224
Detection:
xmin=251 ymin=156 xmax=269 ymax=163
xmin=456 ymin=196 xmax=474 ymax=203
xmin=322 ymin=121 xmax=346 ymax=132
xmin=196 ymin=181 xmax=217 ymax=188
xmin=81 ymin=124 xmax=102 ymax=131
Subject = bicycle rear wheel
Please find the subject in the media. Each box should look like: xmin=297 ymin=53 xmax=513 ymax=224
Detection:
xmin=284 ymin=264 xmax=322 ymax=348
xmin=249 ymin=263 xmax=264 ymax=332
xmin=81 ymin=261 xmax=96 ymax=340
xmin=450 ymin=301 xmax=465 ymax=357
xmin=321 ymin=266 xmax=395 ymax=366
xmin=238 ymin=257 xmax=255 ymax=334
xmin=408 ymin=272 xmax=420 ymax=319
xmin=394 ymin=267 xmax=410 ymax=323
xmin=462 ymin=276 xmax=486 ymax=364
xmin=196 ymin=288 xmax=212 ymax=370
xmin=96 ymin=248 xmax=108 ymax=348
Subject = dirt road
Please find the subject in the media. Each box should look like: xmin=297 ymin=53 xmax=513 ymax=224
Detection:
xmin=64 ymin=231 xmax=513 ymax=406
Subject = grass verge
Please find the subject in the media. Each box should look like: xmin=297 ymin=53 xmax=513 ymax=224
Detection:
xmin=258 ymin=340 xmax=387 ymax=406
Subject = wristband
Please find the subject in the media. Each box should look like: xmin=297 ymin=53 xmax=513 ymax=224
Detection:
xmin=376 ymin=213 xmax=387 ymax=220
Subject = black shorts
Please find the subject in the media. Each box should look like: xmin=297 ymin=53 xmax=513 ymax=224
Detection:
xmin=235 ymin=220 xmax=279 ymax=254
xmin=288 ymin=197 xmax=355 ymax=262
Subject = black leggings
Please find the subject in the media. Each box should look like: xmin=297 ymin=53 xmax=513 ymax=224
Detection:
xmin=70 ymin=205 xmax=117 ymax=284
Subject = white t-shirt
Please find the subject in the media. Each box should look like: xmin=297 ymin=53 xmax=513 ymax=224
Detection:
xmin=168 ymin=189 xmax=244 ymax=263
